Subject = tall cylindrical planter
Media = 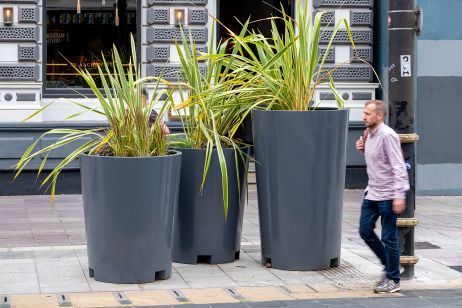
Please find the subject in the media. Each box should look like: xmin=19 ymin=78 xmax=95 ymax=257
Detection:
xmin=252 ymin=109 xmax=349 ymax=271
xmin=173 ymin=147 xmax=249 ymax=264
xmin=80 ymin=152 xmax=182 ymax=283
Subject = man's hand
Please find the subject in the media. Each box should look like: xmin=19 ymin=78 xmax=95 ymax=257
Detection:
xmin=393 ymin=198 xmax=406 ymax=214
xmin=356 ymin=136 xmax=365 ymax=153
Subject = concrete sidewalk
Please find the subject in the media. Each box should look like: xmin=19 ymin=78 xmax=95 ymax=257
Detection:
xmin=0 ymin=186 xmax=461 ymax=306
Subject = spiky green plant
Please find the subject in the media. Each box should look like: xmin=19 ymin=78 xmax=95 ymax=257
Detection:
xmin=226 ymin=0 xmax=356 ymax=110
xmin=15 ymin=35 xmax=172 ymax=200
xmin=170 ymin=23 xmax=256 ymax=218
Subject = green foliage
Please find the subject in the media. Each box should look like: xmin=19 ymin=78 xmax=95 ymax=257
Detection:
xmin=170 ymin=24 xmax=254 ymax=218
xmin=15 ymin=35 xmax=171 ymax=200
xmin=226 ymin=0 xmax=356 ymax=111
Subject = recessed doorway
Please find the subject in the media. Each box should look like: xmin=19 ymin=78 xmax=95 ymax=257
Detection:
xmin=218 ymin=0 xmax=294 ymax=40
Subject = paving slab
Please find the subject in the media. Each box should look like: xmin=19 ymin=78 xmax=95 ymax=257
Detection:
xmin=0 ymin=190 xmax=461 ymax=306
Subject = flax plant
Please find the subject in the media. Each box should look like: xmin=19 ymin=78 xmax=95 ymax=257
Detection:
xmin=15 ymin=35 xmax=171 ymax=199
xmin=228 ymin=0 xmax=355 ymax=110
xmin=170 ymin=24 xmax=255 ymax=218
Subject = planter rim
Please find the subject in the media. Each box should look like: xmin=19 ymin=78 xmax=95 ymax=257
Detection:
xmin=253 ymin=108 xmax=347 ymax=113
xmin=172 ymin=146 xmax=250 ymax=152
xmin=79 ymin=150 xmax=181 ymax=160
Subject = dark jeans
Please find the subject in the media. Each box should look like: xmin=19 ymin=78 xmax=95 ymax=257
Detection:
xmin=359 ymin=198 xmax=400 ymax=283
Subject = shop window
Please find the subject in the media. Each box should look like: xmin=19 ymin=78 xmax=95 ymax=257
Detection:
xmin=45 ymin=0 xmax=138 ymax=94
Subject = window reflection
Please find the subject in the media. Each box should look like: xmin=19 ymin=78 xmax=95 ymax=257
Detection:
xmin=46 ymin=0 xmax=137 ymax=89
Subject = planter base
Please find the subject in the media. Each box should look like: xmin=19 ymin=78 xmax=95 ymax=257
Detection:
xmin=175 ymin=251 xmax=240 ymax=265
xmin=89 ymin=267 xmax=171 ymax=283
xmin=261 ymin=256 xmax=340 ymax=271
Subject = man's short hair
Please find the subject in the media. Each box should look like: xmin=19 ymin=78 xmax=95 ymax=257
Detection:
xmin=365 ymin=100 xmax=388 ymax=117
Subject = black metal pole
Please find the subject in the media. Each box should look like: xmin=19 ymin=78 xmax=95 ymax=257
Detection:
xmin=388 ymin=0 xmax=420 ymax=279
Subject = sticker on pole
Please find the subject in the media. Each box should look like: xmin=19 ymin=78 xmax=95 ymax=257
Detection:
xmin=400 ymin=55 xmax=411 ymax=77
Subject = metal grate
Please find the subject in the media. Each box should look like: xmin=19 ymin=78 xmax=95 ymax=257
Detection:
xmin=0 ymin=27 xmax=38 ymax=41
xmin=148 ymin=0 xmax=208 ymax=6
xmin=146 ymin=65 xmax=206 ymax=81
xmin=320 ymin=29 xmax=372 ymax=45
xmin=147 ymin=27 xmax=208 ymax=43
xmin=146 ymin=46 xmax=170 ymax=62
xmin=321 ymin=65 xmax=372 ymax=81
xmin=19 ymin=7 xmax=39 ymax=23
xmin=415 ymin=241 xmax=441 ymax=250
xmin=319 ymin=47 xmax=335 ymax=63
xmin=351 ymin=11 xmax=373 ymax=26
xmin=189 ymin=8 xmax=208 ymax=25
xmin=351 ymin=47 xmax=372 ymax=63
xmin=314 ymin=0 xmax=374 ymax=8
xmin=18 ymin=45 xmax=39 ymax=61
xmin=147 ymin=9 xmax=170 ymax=24
xmin=0 ymin=65 xmax=38 ymax=80
xmin=320 ymin=259 xmax=376 ymax=284
xmin=319 ymin=11 xmax=335 ymax=25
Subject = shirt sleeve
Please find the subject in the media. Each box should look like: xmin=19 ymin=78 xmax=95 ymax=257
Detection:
xmin=383 ymin=133 xmax=410 ymax=199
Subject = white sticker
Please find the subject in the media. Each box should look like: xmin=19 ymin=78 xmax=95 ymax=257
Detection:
xmin=400 ymin=55 xmax=411 ymax=77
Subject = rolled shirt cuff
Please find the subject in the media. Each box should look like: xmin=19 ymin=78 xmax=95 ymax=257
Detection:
xmin=392 ymin=192 xmax=406 ymax=200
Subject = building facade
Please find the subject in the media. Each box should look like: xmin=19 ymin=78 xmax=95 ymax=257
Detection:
xmin=5 ymin=0 xmax=457 ymax=196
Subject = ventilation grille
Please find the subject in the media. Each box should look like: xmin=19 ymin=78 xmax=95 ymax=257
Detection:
xmin=351 ymin=47 xmax=372 ymax=63
xmin=147 ymin=0 xmax=208 ymax=6
xmin=314 ymin=0 xmax=373 ymax=8
xmin=189 ymin=9 xmax=207 ymax=25
xmin=319 ymin=11 xmax=335 ymax=25
xmin=351 ymin=11 xmax=372 ymax=26
xmin=0 ymin=27 xmax=37 ymax=41
xmin=146 ymin=65 xmax=206 ymax=81
xmin=321 ymin=65 xmax=372 ymax=81
xmin=319 ymin=47 xmax=335 ymax=63
xmin=18 ymin=45 xmax=39 ymax=61
xmin=320 ymin=29 xmax=372 ymax=45
xmin=147 ymin=9 xmax=169 ymax=24
xmin=147 ymin=46 xmax=170 ymax=62
xmin=147 ymin=27 xmax=207 ymax=43
xmin=0 ymin=65 xmax=38 ymax=80
xmin=19 ymin=7 xmax=38 ymax=23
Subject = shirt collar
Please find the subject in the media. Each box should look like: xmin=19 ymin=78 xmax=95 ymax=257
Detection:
xmin=369 ymin=122 xmax=384 ymax=136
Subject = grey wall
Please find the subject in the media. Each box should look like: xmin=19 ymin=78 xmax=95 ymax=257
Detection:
xmin=416 ymin=0 xmax=462 ymax=195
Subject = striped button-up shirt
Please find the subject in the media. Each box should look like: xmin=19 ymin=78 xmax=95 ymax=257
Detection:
xmin=364 ymin=123 xmax=410 ymax=201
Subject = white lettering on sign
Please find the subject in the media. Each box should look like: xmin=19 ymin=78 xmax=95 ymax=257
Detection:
xmin=400 ymin=55 xmax=411 ymax=77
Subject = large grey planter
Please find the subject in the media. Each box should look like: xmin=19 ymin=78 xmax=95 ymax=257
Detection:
xmin=173 ymin=147 xmax=249 ymax=264
xmin=252 ymin=109 xmax=349 ymax=271
xmin=80 ymin=152 xmax=182 ymax=283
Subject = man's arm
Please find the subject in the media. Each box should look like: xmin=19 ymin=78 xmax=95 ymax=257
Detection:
xmin=384 ymin=133 xmax=410 ymax=213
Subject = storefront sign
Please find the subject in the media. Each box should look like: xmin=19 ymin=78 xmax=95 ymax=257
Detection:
xmin=47 ymin=10 xmax=136 ymax=26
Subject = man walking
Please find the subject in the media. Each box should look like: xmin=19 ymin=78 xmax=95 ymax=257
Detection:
xmin=356 ymin=100 xmax=410 ymax=293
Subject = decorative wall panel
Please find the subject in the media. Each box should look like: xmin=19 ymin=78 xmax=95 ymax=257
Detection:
xmin=319 ymin=47 xmax=335 ymax=63
xmin=146 ymin=46 xmax=170 ymax=62
xmin=188 ymin=9 xmax=207 ymax=25
xmin=350 ymin=10 xmax=373 ymax=26
xmin=351 ymin=47 xmax=372 ymax=63
xmin=322 ymin=65 xmax=372 ymax=81
xmin=0 ymin=27 xmax=38 ymax=42
xmin=147 ymin=8 xmax=170 ymax=25
xmin=146 ymin=27 xmax=207 ymax=43
xmin=18 ymin=7 xmax=39 ymax=23
xmin=18 ymin=45 xmax=39 ymax=61
xmin=147 ymin=0 xmax=208 ymax=5
xmin=320 ymin=29 xmax=372 ymax=45
xmin=0 ymin=65 xmax=39 ymax=81
xmin=314 ymin=0 xmax=373 ymax=8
